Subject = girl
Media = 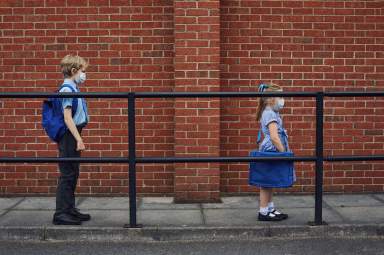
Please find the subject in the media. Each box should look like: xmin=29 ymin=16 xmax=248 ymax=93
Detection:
xmin=255 ymin=83 xmax=290 ymax=221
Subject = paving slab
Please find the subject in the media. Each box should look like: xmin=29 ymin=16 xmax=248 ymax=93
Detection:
xmin=274 ymin=208 xmax=345 ymax=225
xmin=141 ymin=197 xmax=200 ymax=210
xmin=138 ymin=210 xmax=203 ymax=226
xmin=372 ymin=194 xmax=384 ymax=202
xmin=272 ymin=195 xmax=315 ymax=208
xmin=80 ymin=210 xmax=130 ymax=227
xmin=204 ymin=209 xmax=259 ymax=226
xmin=0 ymin=198 xmax=23 ymax=210
xmin=203 ymin=207 xmax=344 ymax=226
xmin=203 ymin=196 xmax=258 ymax=209
xmin=77 ymin=197 xmax=131 ymax=210
xmin=0 ymin=210 xmax=53 ymax=227
xmin=202 ymin=196 xmax=315 ymax=209
xmin=142 ymin=197 xmax=174 ymax=204
xmin=13 ymin=197 xmax=55 ymax=210
xmin=324 ymin=194 xmax=383 ymax=207
xmin=332 ymin=206 xmax=384 ymax=224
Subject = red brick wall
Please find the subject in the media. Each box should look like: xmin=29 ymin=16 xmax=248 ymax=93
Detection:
xmin=0 ymin=0 xmax=176 ymax=195
xmin=174 ymin=0 xmax=221 ymax=202
xmin=220 ymin=0 xmax=384 ymax=194
xmin=0 ymin=1 xmax=383 ymax=198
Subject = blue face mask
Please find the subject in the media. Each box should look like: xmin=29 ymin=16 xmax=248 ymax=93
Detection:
xmin=75 ymin=71 xmax=86 ymax=84
xmin=273 ymin=98 xmax=285 ymax=111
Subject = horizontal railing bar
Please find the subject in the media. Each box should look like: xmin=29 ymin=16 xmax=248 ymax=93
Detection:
xmin=324 ymin=91 xmax=384 ymax=97
xmin=0 ymin=156 xmax=315 ymax=163
xmin=134 ymin=92 xmax=318 ymax=98
xmin=1 ymin=91 xmax=383 ymax=99
xmin=325 ymin=155 xmax=384 ymax=161
xmin=0 ymin=92 xmax=316 ymax=98
xmin=0 ymin=92 xmax=132 ymax=99
xmin=135 ymin=156 xmax=317 ymax=163
xmin=0 ymin=157 xmax=130 ymax=163
xmin=1 ymin=155 xmax=384 ymax=164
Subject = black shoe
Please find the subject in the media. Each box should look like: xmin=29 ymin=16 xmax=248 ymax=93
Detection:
xmin=69 ymin=208 xmax=91 ymax=221
xmin=270 ymin=209 xmax=288 ymax=220
xmin=258 ymin=212 xmax=284 ymax=221
xmin=53 ymin=214 xmax=82 ymax=225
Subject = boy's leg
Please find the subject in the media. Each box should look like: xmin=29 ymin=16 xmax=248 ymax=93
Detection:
xmin=70 ymin=127 xmax=82 ymax=208
xmin=55 ymin=130 xmax=79 ymax=216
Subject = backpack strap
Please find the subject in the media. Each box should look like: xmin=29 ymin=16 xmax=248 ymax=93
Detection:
xmin=59 ymin=84 xmax=78 ymax=117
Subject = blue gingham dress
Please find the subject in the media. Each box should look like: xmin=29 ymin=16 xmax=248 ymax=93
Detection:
xmin=259 ymin=106 xmax=290 ymax=152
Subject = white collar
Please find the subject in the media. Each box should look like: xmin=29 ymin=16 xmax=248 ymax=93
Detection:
xmin=63 ymin=79 xmax=78 ymax=91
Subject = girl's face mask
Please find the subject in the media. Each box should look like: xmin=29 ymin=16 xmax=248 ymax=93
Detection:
xmin=272 ymin=97 xmax=285 ymax=111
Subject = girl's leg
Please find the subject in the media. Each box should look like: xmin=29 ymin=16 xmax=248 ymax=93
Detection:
xmin=267 ymin=189 xmax=288 ymax=219
xmin=259 ymin=187 xmax=273 ymax=216
xmin=259 ymin=187 xmax=270 ymax=208
xmin=259 ymin=187 xmax=281 ymax=220
xmin=267 ymin=189 xmax=275 ymax=212
xmin=268 ymin=188 xmax=273 ymax=203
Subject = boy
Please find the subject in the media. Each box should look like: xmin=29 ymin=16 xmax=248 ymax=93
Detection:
xmin=53 ymin=55 xmax=90 ymax=225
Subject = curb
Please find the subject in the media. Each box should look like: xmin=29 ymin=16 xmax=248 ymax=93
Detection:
xmin=0 ymin=224 xmax=383 ymax=242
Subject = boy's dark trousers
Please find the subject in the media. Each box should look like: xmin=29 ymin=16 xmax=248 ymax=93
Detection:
xmin=55 ymin=126 xmax=83 ymax=216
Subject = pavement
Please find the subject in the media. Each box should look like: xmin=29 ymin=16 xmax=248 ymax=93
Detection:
xmin=2 ymin=238 xmax=384 ymax=255
xmin=0 ymin=194 xmax=383 ymax=242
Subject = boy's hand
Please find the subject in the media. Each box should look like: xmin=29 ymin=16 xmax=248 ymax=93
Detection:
xmin=77 ymin=140 xmax=85 ymax=151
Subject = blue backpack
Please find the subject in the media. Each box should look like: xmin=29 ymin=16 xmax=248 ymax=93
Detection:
xmin=42 ymin=84 xmax=78 ymax=143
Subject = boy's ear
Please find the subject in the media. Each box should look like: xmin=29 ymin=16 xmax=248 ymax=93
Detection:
xmin=71 ymin=68 xmax=77 ymax=76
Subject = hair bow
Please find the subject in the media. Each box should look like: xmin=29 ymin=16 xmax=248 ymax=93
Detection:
xmin=258 ymin=83 xmax=269 ymax=92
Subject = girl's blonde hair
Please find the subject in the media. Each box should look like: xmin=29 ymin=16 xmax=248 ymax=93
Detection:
xmin=60 ymin=55 xmax=88 ymax=78
xmin=256 ymin=83 xmax=282 ymax=121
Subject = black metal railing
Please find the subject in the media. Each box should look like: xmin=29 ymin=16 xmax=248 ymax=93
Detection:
xmin=1 ymin=91 xmax=384 ymax=227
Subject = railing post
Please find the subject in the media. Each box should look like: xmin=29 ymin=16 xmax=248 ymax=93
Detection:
xmin=314 ymin=92 xmax=325 ymax=225
xmin=125 ymin=92 xmax=140 ymax=228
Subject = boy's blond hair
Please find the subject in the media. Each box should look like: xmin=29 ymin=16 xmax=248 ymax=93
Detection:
xmin=60 ymin=55 xmax=88 ymax=78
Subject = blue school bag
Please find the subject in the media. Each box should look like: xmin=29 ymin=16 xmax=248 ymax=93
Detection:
xmin=249 ymin=130 xmax=295 ymax=188
xmin=42 ymin=84 xmax=78 ymax=143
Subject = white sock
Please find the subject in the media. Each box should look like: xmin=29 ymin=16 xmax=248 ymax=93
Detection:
xmin=268 ymin=202 xmax=283 ymax=215
xmin=259 ymin=207 xmax=269 ymax=216
xmin=267 ymin=202 xmax=274 ymax=212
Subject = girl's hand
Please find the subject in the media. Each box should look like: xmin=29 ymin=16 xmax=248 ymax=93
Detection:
xmin=268 ymin=122 xmax=286 ymax=152
xmin=77 ymin=140 xmax=85 ymax=151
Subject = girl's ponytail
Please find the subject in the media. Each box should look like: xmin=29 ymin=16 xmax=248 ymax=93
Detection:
xmin=256 ymin=97 xmax=266 ymax=121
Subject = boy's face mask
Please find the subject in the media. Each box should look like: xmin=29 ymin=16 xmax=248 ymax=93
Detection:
xmin=74 ymin=71 xmax=86 ymax=84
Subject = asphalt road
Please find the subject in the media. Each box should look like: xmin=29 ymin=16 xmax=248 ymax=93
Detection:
xmin=0 ymin=237 xmax=383 ymax=255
